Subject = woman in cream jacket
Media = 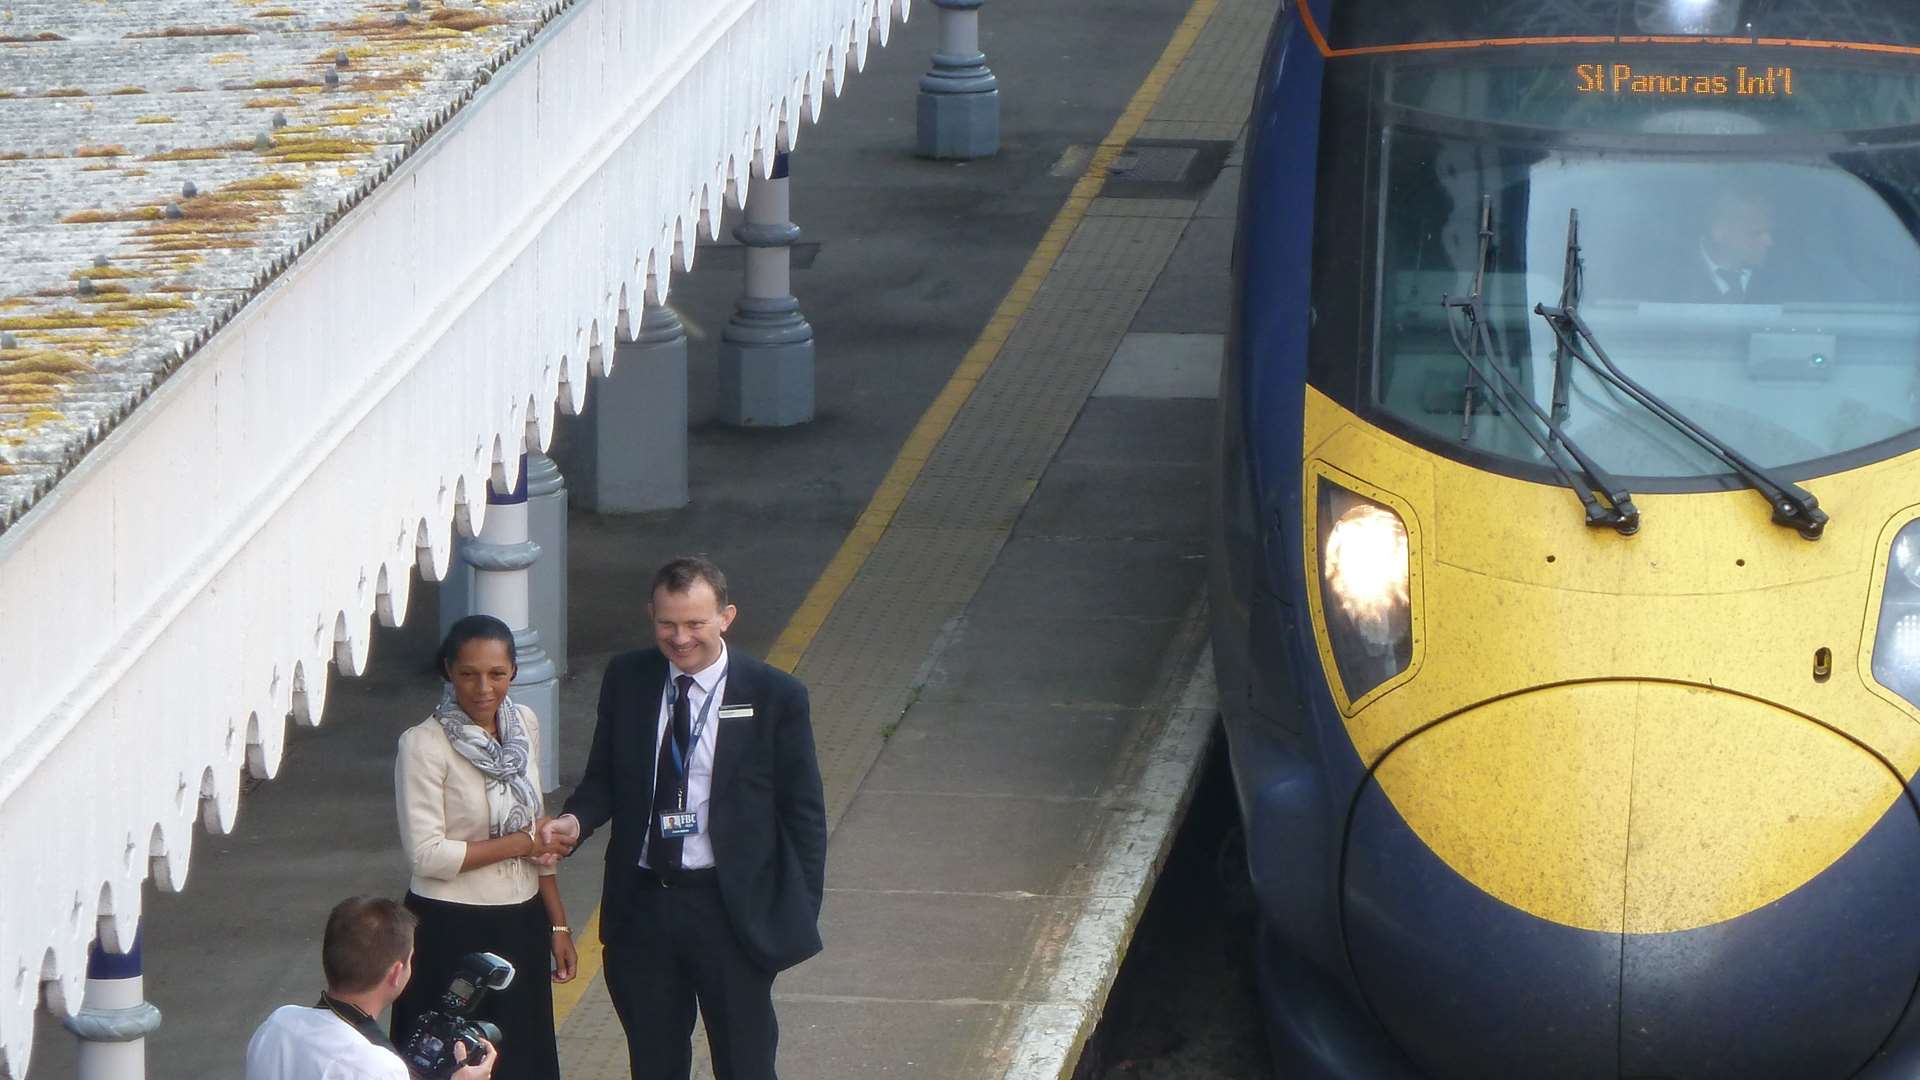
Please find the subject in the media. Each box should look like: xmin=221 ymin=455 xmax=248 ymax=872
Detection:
xmin=393 ymin=615 xmax=575 ymax=1079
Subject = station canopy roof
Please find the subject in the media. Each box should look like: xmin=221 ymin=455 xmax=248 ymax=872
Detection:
xmin=0 ymin=0 xmax=553 ymax=531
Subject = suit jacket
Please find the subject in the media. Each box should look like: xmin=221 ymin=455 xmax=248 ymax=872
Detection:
xmin=562 ymin=647 xmax=828 ymax=972
xmin=1645 ymin=250 xmax=1773 ymax=305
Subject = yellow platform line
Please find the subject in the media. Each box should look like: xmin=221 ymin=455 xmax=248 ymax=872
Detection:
xmin=554 ymin=0 xmax=1221 ymax=1030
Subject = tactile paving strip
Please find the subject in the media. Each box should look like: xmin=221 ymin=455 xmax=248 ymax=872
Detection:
xmin=1136 ymin=0 xmax=1272 ymax=139
xmin=557 ymin=979 xmax=641 ymax=1075
xmin=843 ymin=526 xmax=1009 ymax=605
xmin=794 ymin=599 xmax=962 ymax=695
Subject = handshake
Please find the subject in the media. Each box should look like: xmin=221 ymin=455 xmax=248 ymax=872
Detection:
xmin=527 ymin=814 xmax=582 ymax=868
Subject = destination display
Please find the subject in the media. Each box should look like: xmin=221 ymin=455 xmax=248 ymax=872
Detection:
xmin=1575 ymin=63 xmax=1794 ymax=99
xmin=1387 ymin=57 xmax=1920 ymax=134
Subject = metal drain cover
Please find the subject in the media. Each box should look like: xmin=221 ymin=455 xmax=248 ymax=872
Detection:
xmin=1102 ymin=139 xmax=1232 ymax=199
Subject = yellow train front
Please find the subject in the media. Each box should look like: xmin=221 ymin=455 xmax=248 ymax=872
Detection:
xmin=1211 ymin=3 xmax=1920 ymax=1076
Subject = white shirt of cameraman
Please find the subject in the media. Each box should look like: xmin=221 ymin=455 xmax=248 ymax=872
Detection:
xmin=245 ymin=1005 xmax=409 ymax=1080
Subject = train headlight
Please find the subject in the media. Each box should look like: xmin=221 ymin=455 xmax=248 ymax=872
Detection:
xmin=1892 ymin=529 xmax=1920 ymax=591
xmin=1872 ymin=520 xmax=1920 ymax=704
xmin=1326 ymin=505 xmax=1409 ymax=643
xmin=1317 ymin=482 xmax=1414 ymax=701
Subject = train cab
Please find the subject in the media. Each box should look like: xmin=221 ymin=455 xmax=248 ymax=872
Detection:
xmin=1213 ymin=2 xmax=1920 ymax=1076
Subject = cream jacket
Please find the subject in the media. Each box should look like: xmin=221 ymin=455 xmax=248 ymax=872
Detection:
xmin=395 ymin=707 xmax=555 ymax=906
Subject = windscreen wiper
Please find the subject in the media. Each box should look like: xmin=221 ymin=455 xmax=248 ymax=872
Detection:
xmin=1442 ymin=196 xmax=1640 ymax=535
xmin=1533 ymin=209 xmax=1829 ymax=541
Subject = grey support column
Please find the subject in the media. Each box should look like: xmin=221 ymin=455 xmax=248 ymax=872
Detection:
xmin=718 ymin=152 xmax=814 ymax=427
xmin=916 ymin=0 xmax=999 ymax=160
xmin=436 ymin=534 xmax=474 ymax=645
xmin=578 ymin=302 xmax=690 ymax=511
xmin=525 ymin=451 xmax=568 ymax=677
xmin=467 ymin=454 xmax=561 ymax=790
xmin=65 ymin=930 xmax=160 ymax=1080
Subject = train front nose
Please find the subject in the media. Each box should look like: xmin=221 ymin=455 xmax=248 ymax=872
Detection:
xmin=1339 ymin=681 xmax=1920 ymax=1079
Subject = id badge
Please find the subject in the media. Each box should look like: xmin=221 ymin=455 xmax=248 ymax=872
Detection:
xmin=659 ymin=811 xmax=699 ymax=838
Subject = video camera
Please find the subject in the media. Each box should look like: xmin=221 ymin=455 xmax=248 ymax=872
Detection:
xmin=398 ymin=952 xmax=514 ymax=1079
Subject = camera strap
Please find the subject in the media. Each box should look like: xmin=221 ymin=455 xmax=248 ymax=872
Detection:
xmin=316 ymin=993 xmax=396 ymax=1052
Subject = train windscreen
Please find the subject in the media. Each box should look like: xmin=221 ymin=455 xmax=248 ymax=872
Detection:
xmin=1367 ymin=51 xmax=1920 ymax=480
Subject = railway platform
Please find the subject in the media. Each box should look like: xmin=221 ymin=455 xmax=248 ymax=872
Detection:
xmin=26 ymin=0 xmax=1274 ymax=1075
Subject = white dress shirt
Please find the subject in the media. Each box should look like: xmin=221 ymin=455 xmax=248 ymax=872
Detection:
xmin=1699 ymin=244 xmax=1751 ymax=296
xmin=245 ymin=1005 xmax=408 ymax=1080
xmin=642 ymin=642 xmax=727 ymax=870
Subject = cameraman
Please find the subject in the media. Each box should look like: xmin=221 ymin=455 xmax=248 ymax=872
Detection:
xmin=246 ymin=896 xmax=496 ymax=1080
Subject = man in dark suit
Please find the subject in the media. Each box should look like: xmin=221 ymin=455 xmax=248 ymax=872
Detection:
xmin=1659 ymin=187 xmax=1778 ymax=303
xmin=543 ymin=556 xmax=827 ymax=1080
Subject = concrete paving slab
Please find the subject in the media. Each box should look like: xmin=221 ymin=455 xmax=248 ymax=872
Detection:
xmin=1130 ymin=216 xmax=1235 ymax=333
xmin=771 ymin=998 xmax=1011 ymax=1079
xmin=995 ymin=662 xmax=1219 ymax=1078
xmin=1094 ymin=332 xmax=1224 ymax=399
xmin=1196 ymin=164 xmax=1241 ymax=219
xmin=803 ymin=682 xmax=917 ymax=828
xmin=1085 ymin=197 xmax=1197 ymax=219
xmin=824 ymin=790 xmax=1106 ymax=897
xmin=968 ymin=539 xmax=1207 ymax=621
xmin=917 ymin=614 xmax=1187 ymax=708
xmin=1134 ymin=118 xmax=1246 ymax=142
xmin=792 ymin=889 xmax=1081 ymax=1003
xmin=1012 ymin=463 xmax=1209 ymax=542
xmin=861 ymin=705 xmax=1152 ymax=800
xmin=1053 ymin=398 xmax=1217 ymax=467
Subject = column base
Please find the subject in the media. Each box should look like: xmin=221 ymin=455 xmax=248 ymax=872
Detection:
xmin=917 ymin=60 xmax=999 ymax=160
xmin=569 ymin=307 xmax=690 ymax=513
xmin=436 ymin=536 xmax=475 ymax=646
xmin=719 ymin=299 xmax=814 ymax=428
xmin=511 ymin=627 xmax=561 ymax=793
xmin=526 ymin=454 xmax=568 ymax=676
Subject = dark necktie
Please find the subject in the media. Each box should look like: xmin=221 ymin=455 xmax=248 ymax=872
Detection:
xmin=649 ymin=674 xmax=695 ymax=870
xmin=1716 ymin=267 xmax=1747 ymax=300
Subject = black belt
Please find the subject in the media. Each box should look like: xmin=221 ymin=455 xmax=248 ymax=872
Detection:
xmin=638 ymin=866 xmax=719 ymax=889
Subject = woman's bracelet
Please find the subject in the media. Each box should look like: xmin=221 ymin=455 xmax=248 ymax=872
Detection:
xmin=551 ymin=925 xmax=571 ymax=935
xmin=525 ymin=825 xmax=537 ymax=853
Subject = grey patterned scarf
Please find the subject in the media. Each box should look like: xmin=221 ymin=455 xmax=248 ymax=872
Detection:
xmin=433 ymin=689 xmax=542 ymax=838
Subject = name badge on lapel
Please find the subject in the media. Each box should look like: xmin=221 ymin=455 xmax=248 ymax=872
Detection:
xmin=659 ymin=811 xmax=699 ymax=838
xmin=718 ymin=705 xmax=755 ymax=719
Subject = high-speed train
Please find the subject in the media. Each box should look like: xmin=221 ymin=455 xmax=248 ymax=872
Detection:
xmin=1211 ymin=2 xmax=1920 ymax=1076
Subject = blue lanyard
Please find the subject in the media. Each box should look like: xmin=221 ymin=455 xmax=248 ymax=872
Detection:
xmin=667 ymin=674 xmax=719 ymax=808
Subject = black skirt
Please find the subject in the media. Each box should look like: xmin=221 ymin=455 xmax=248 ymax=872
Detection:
xmin=392 ymin=891 xmax=560 ymax=1080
